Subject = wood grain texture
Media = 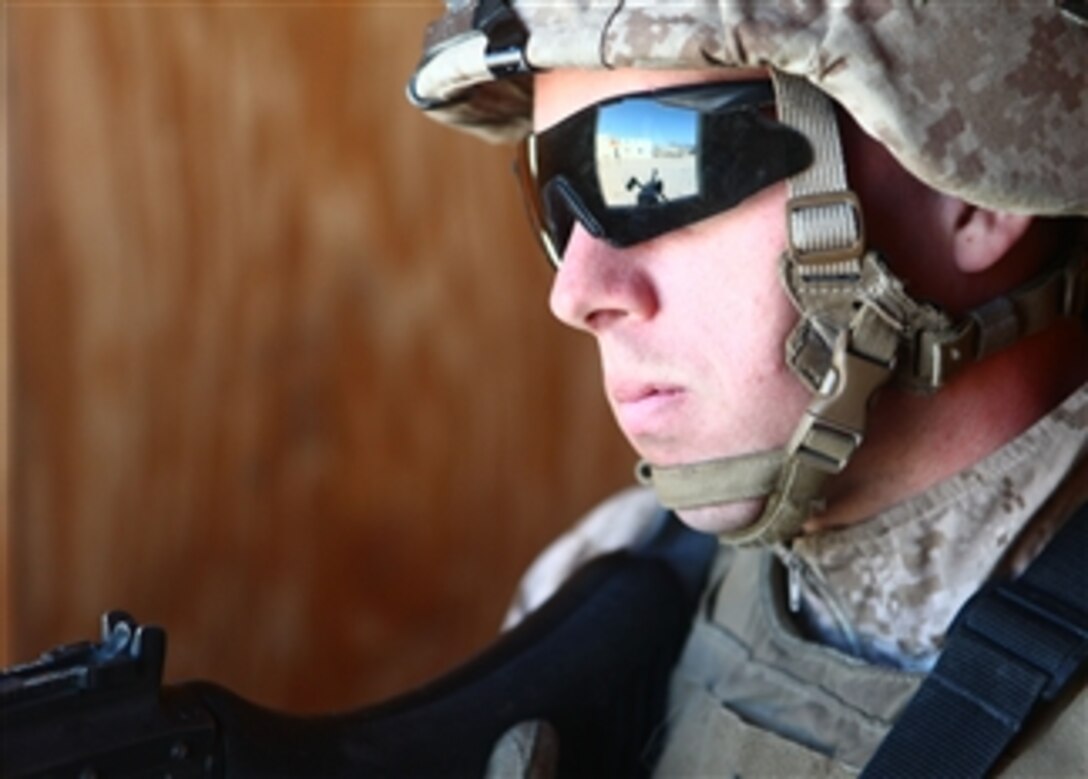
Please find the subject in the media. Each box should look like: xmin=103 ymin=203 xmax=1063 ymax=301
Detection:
xmin=7 ymin=4 xmax=634 ymax=710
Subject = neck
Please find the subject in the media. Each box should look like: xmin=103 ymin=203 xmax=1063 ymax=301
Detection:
xmin=806 ymin=317 xmax=1088 ymax=532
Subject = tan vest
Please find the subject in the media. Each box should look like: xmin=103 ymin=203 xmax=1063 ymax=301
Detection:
xmin=654 ymin=392 xmax=1088 ymax=777
xmin=489 ymin=387 xmax=1088 ymax=777
xmin=653 ymin=530 xmax=1088 ymax=778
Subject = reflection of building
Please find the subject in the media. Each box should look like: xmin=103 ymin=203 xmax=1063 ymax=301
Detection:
xmin=601 ymin=134 xmax=652 ymax=159
xmin=597 ymin=130 xmax=699 ymax=204
xmin=656 ymin=143 xmax=695 ymax=158
xmin=600 ymin=134 xmax=696 ymax=161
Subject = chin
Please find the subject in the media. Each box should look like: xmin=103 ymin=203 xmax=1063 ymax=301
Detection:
xmin=675 ymin=499 xmax=766 ymax=536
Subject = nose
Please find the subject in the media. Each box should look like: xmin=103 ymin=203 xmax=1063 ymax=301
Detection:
xmin=548 ymin=224 xmax=659 ymax=334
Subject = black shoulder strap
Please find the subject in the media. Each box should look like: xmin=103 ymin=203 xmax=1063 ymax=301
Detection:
xmin=861 ymin=501 xmax=1088 ymax=779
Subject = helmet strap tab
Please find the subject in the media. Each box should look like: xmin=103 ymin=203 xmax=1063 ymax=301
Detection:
xmin=789 ymin=328 xmax=896 ymax=475
xmin=910 ymin=242 xmax=1088 ymax=390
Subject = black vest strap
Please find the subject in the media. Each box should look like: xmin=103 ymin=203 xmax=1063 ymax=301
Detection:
xmin=861 ymin=502 xmax=1088 ymax=779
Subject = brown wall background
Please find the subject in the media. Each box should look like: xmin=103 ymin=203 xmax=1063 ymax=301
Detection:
xmin=5 ymin=4 xmax=634 ymax=711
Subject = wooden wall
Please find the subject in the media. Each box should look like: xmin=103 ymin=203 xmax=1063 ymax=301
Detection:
xmin=4 ymin=4 xmax=634 ymax=711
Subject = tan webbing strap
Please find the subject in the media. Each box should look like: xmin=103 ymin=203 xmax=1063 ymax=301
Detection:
xmin=714 ymin=73 xmax=882 ymax=546
xmin=635 ymin=303 xmax=898 ymax=520
xmin=635 ymin=450 xmax=785 ymax=510
xmin=775 ymin=70 xmax=871 ymax=396
xmin=773 ymin=71 xmax=864 ymax=268
xmin=913 ymin=246 xmax=1088 ymax=389
xmin=719 ymin=306 xmax=900 ymax=547
xmin=720 ymin=456 xmax=829 ymax=546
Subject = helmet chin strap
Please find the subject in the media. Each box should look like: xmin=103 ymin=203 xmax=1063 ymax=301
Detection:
xmin=637 ymin=71 xmax=1088 ymax=547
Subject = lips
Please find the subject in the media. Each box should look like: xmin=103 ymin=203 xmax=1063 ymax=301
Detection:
xmin=609 ymin=382 xmax=687 ymax=439
xmin=610 ymin=383 xmax=682 ymax=405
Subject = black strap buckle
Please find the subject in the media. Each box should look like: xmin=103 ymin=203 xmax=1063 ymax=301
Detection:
xmin=473 ymin=0 xmax=531 ymax=78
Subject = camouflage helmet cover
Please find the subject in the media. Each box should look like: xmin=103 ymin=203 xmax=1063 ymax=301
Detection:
xmin=409 ymin=0 xmax=1088 ymax=218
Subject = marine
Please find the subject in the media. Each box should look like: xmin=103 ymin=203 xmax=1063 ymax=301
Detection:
xmin=408 ymin=2 xmax=1088 ymax=776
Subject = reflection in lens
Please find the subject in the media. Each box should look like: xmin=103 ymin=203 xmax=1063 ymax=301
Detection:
xmin=595 ymin=98 xmax=699 ymax=208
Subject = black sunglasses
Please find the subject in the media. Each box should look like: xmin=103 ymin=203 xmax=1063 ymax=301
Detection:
xmin=516 ymin=80 xmax=814 ymax=268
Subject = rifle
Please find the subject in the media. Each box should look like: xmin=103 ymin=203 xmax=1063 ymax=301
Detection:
xmin=1 ymin=515 xmax=716 ymax=778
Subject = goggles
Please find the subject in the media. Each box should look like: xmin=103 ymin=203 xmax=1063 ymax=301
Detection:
xmin=516 ymin=80 xmax=814 ymax=267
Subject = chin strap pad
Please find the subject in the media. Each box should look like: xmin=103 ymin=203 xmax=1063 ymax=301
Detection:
xmin=635 ymin=450 xmax=785 ymax=510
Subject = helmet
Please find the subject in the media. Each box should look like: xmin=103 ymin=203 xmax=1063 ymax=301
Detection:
xmin=410 ymin=1 xmax=1088 ymax=217
xmin=408 ymin=0 xmax=1088 ymax=545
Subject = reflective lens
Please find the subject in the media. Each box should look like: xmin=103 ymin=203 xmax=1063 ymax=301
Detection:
xmin=516 ymin=80 xmax=813 ymax=267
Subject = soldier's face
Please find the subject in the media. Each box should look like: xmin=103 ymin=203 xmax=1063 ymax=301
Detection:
xmin=537 ymin=69 xmax=811 ymax=534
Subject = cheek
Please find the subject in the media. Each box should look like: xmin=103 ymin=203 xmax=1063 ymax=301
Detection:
xmin=694 ymin=193 xmax=796 ymax=343
xmin=667 ymin=201 xmax=801 ymax=381
xmin=672 ymin=184 xmax=789 ymax=289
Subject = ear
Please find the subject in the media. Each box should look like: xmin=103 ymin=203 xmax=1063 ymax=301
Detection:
xmin=945 ymin=201 xmax=1034 ymax=274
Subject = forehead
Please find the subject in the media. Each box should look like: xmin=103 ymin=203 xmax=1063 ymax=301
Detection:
xmin=533 ymin=67 xmax=769 ymax=132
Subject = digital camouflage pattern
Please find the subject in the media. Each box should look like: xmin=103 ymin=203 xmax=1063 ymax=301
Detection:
xmin=792 ymin=383 xmax=1088 ymax=669
xmin=409 ymin=1 xmax=1088 ymax=217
